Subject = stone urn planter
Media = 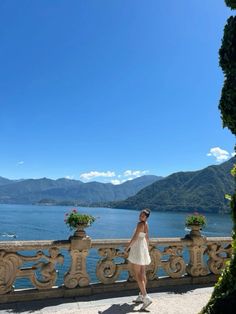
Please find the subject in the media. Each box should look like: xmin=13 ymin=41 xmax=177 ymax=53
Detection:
xmin=64 ymin=208 xmax=96 ymax=239
xmin=74 ymin=224 xmax=88 ymax=238
xmin=187 ymin=224 xmax=202 ymax=237
xmin=185 ymin=213 xmax=206 ymax=238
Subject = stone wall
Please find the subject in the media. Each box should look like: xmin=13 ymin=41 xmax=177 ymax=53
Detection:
xmin=0 ymin=227 xmax=232 ymax=303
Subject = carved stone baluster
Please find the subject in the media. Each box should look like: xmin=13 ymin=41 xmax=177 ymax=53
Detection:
xmin=207 ymin=243 xmax=232 ymax=274
xmin=162 ymin=246 xmax=186 ymax=278
xmin=0 ymin=251 xmax=22 ymax=294
xmin=184 ymin=226 xmax=208 ymax=276
xmin=96 ymin=248 xmax=123 ymax=284
xmin=30 ymin=247 xmax=64 ymax=289
xmin=64 ymin=235 xmax=91 ymax=288
xmin=145 ymin=245 xmax=162 ymax=281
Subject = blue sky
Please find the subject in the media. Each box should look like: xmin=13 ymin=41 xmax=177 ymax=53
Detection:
xmin=0 ymin=0 xmax=235 ymax=183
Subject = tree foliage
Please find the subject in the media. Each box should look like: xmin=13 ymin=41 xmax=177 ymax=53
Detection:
xmin=219 ymin=16 xmax=236 ymax=136
xmin=200 ymin=185 xmax=236 ymax=314
xmin=225 ymin=0 xmax=236 ymax=9
xmin=200 ymin=3 xmax=236 ymax=313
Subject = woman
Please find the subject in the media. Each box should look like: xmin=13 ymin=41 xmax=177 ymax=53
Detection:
xmin=125 ymin=208 xmax=152 ymax=310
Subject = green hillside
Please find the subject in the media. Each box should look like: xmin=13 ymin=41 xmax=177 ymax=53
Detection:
xmin=112 ymin=157 xmax=236 ymax=213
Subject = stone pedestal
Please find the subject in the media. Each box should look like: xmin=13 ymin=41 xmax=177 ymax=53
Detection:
xmin=64 ymin=231 xmax=91 ymax=288
xmin=184 ymin=224 xmax=208 ymax=277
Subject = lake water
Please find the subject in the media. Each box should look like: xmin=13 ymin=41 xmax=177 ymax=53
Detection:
xmin=0 ymin=204 xmax=233 ymax=288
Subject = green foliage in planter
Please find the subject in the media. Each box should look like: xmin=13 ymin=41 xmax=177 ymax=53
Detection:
xmin=64 ymin=208 xmax=96 ymax=230
xmin=185 ymin=213 xmax=207 ymax=228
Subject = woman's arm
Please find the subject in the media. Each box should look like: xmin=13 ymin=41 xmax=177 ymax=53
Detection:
xmin=145 ymin=223 xmax=149 ymax=244
xmin=125 ymin=223 xmax=142 ymax=252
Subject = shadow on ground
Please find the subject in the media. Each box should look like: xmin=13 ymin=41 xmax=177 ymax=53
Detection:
xmin=0 ymin=297 xmax=76 ymax=313
xmin=0 ymin=283 xmax=214 ymax=313
xmin=97 ymin=303 xmax=151 ymax=314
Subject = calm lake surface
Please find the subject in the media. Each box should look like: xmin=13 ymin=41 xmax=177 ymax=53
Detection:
xmin=0 ymin=204 xmax=233 ymax=287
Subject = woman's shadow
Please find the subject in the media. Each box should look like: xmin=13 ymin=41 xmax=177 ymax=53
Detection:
xmin=98 ymin=302 xmax=150 ymax=313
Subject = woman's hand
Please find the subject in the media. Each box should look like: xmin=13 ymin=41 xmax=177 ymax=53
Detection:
xmin=125 ymin=246 xmax=130 ymax=253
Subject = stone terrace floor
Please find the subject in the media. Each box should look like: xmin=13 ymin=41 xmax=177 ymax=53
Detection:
xmin=0 ymin=284 xmax=214 ymax=314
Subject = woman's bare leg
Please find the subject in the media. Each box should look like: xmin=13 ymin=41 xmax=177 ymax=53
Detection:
xmin=140 ymin=266 xmax=147 ymax=295
xmin=141 ymin=265 xmax=147 ymax=290
xmin=133 ymin=264 xmax=147 ymax=296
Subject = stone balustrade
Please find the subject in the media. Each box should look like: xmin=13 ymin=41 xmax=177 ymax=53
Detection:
xmin=0 ymin=227 xmax=232 ymax=303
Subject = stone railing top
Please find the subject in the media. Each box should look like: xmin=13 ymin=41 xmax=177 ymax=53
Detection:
xmin=91 ymin=237 xmax=185 ymax=248
xmin=0 ymin=236 xmax=232 ymax=251
xmin=91 ymin=237 xmax=232 ymax=248
xmin=205 ymin=237 xmax=232 ymax=243
xmin=0 ymin=239 xmax=70 ymax=251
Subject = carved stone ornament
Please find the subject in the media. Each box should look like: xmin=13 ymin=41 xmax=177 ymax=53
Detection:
xmin=0 ymin=233 xmax=233 ymax=296
xmin=0 ymin=247 xmax=64 ymax=293
xmin=0 ymin=251 xmax=22 ymax=294
xmin=162 ymin=246 xmax=186 ymax=278
xmin=96 ymin=247 xmax=127 ymax=284
xmin=207 ymin=243 xmax=232 ymax=274
xmin=64 ymin=236 xmax=92 ymax=288
xmin=184 ymin=227 xmax=208 ymax=276
xmin=30 ymin=247 xmax=64 ymax=289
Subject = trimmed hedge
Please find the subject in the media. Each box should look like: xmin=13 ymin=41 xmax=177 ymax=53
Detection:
xmin=200 ymin=2 xmax=236 ymax=314
xmin=225 ymin=0 xmax=236 ymax=9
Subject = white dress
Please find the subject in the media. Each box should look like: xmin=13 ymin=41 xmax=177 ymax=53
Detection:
xmin=127 ymin=231 xmax=151 ymax=265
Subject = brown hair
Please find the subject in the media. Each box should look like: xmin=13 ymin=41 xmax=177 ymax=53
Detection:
xmin=141 ymin=208 xmax=151 ymax=218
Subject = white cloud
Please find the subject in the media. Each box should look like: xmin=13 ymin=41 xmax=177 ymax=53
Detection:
xmin=111 ymin=179 xmax=121 ymax=185
xmin=123 ymin=170 xmax=149 ymax=177
xmin=207 ymin=147 xmax=230 ymax=162
xmin=80 ymin=171 xmax=116 ymax=181
xmin=80 ymin=169 xmax=150 ymax=183
xmin=123 ymin=170 xmax=132 ymax=177
xmin=65 ymin=175 xmax=74 ymax=180
xmin=232 ymin=152 xmax=236 ymax=157
xmin=17 ymin=161 xmax=24 ymax=165
xmin=111 ymin=178 xmax=130 ymax=185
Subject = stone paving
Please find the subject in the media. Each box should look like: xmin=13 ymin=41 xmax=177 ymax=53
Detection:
xmin=0 ymin=285 xmax=213 ymax=314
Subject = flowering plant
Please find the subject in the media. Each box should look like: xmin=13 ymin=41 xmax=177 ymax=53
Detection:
xmin=64 ymin=208 xmax=96 ymax=230
xmin=185 ymin=212 xmax=207 ymax=228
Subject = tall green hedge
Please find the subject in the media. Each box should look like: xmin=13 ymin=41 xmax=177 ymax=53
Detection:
xmin=200 ymin=2 xmax=236 ymax=313
xmin=219 ymin=16 xmax=236 ymax=136
xmin=225 ymin=0 xmax=236 ymax=9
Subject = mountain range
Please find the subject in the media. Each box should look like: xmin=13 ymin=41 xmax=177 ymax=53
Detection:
xmin=0 ymin=157 xmax=235 ymax=213
xmin=0 ymin=175 xmax=161 ymax=205
xmin=111 ymin=157 xmax=236 ymax=213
